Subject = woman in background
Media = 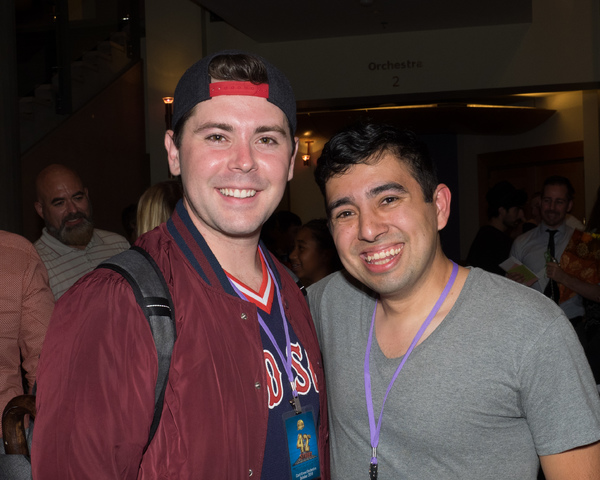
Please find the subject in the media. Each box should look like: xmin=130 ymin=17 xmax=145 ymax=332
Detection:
xmin=289 ymin=218 xmax=342 ymax=287
xmin=136 ymin=179 xmax=183 ymax=238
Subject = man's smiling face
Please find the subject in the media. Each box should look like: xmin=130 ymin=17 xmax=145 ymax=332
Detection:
xmin=326 ymin=152 xmax=448 ymax=299
xmin=541 ymin=184 xmax=572 ymax=228
xmin=35 ymin=167 xmax=93 ymax=247
xmin=165 ymin=94 xmax=297 ymax=243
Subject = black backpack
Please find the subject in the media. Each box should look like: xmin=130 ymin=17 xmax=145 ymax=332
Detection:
xmin=0 ymin=246 xmax=176 ymax=479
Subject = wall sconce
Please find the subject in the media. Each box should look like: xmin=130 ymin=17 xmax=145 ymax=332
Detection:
xmin=163 ymin=96 xmax=174 ymax=130
xmin=302 ymin=140 xmax=314 ymax=167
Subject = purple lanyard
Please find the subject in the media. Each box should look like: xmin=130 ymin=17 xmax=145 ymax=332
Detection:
xmin=364 ymin=262 xmax=458 ymax=466
xmin=227 ymin=248 xmax=301 ymax=412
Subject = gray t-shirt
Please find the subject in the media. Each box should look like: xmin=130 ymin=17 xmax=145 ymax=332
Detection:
xmin=308 ymin=268 xmax=600 ymax=480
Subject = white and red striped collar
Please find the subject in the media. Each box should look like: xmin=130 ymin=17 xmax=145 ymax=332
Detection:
xmin=225 ymin=250 xmax=274 ymax=313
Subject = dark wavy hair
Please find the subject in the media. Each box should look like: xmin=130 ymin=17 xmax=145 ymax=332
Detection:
xmin=314 ymin=122 xmax=438 ymax=205
xmin=542 ymin=175 xmax=575 ymax=201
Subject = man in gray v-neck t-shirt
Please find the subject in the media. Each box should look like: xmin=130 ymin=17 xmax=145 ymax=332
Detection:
xmin=309 ymin=122 xmax=600 ymax=480
xmin=310 ymin=268 xmax=599 ymax=479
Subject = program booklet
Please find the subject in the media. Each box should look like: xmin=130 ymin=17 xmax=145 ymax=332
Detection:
xmin=499 ymin=257 xmax=539 ymax=287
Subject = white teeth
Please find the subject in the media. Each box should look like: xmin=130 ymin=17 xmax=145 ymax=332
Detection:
xmin=219 ymin=188 xmax=257 ymax=198
xmin=365 ymin=247 xmax=402 ymax=264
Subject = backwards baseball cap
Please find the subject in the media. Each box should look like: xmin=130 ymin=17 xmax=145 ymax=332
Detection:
xmin=172 ymin=50 xmax=297 ymax=135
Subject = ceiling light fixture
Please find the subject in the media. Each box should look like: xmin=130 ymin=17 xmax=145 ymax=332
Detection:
xmin=302 ymin=140 xmax=314 ymax=167
xmin=162 ymin=96 xmax=174 ymax=130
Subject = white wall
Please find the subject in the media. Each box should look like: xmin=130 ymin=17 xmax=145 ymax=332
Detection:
xmin=204 ymin=0 xmax=600 ymax=101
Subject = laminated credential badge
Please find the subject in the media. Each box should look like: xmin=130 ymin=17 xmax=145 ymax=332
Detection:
xmin=283 ymin=407 xmax=320 ymax=480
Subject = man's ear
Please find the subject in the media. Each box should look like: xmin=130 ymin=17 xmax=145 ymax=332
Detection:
xmin=165 ymin=130 xmax=181 ymax=176
xmin=567 ymin=199 xmax=574 ymax=213
xmin=34 ymin=201 xmax=44 ymax=219
xmin=288 ymin=137 xmax=299 ymax=182
xmin=434 ymin=184 xmax=451 ymax=231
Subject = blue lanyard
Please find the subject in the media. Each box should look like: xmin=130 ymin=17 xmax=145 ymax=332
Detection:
xmin=364 ymin=262 xmax=458 ymax=471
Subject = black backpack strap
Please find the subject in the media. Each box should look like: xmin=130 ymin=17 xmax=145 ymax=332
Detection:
xmin=97 ymin=245 xmax=176 ymax=452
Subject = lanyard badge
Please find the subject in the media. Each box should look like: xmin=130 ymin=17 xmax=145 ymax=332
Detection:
xmin=228 ymin=248 xmax=320 ymax=479
xmin=283 ymin=408 xmax=320 ymax=480
xmin=364 ymin=262 xmax=458 ymax=479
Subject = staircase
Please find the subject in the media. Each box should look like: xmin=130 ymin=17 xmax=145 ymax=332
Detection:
xmin=18 ymin=31 xmax=133 ymax=152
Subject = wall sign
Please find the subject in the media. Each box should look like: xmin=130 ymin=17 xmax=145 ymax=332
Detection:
xmin=368 ymin=60 xmax=424 ymax=88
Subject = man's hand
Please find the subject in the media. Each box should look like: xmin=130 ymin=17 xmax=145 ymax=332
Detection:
xmin=545 ymin=261 xmax=566 ymax=283
xmin=544 ymin=261 xmax=600 ymax=303
xmin=506 ymin=271 xmax=526 ymax=284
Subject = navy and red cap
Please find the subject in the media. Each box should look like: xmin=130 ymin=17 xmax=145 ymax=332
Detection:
xmin=172 ymin=49 xmax=297 ymax=134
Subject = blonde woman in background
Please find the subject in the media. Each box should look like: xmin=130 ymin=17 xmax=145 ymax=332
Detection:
xmin=136 ymin=179 xmax=183 ymax=238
